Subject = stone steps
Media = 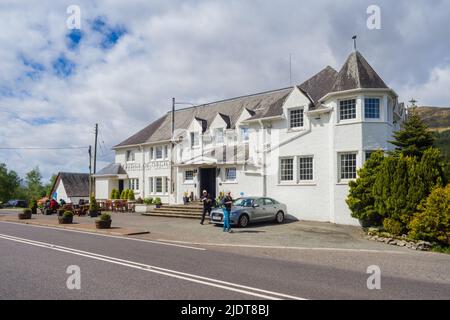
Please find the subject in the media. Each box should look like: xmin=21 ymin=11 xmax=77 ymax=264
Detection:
xmin=143 ymin=203 xmax=206 ymax=219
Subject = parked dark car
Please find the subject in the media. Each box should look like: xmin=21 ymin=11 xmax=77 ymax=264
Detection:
xmin=4 ymin=199 xmax=28 ymax=208
xmin=210 ymin=197 xmax=287 ymax=228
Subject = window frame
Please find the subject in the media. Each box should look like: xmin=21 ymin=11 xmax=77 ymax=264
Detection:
xmin=279 ymin=157 xmax=294 ymax=183
xmin=225 ymin=167 xmax=237 ymax=182
xmin=184 ymin=170 xmax=194 ymax=183
xmin=190 ymin=132 xmax=199 ymax=148
xmin=364 ymin=97 xmax=381 ymax=119
xmin=214 ymin=128 xmax=224 ymax=145
xmin=338 ymin=152 xmax=357 ymax=181
xmin=126 ymin=150 xmax=135 ymax=162
xmin=288 ymin=107 xmax=304 ymax=129
xmin=339 ymin=98 xmax=357 ymax=121
xmin=298 ymin=156 xmax=314 ymax=182
xmin=155 ymin=146 xmax=163 ymax=160
xmin=240 ymin=127 xmax=249 ymax=143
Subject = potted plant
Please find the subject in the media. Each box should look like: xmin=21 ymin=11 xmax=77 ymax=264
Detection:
xmin=127 ymin=189 xmax=135 ymax=201
xmin=95 ymin=213 xmax=112 ymax=229
xmin=18 ymin=208 xmax=32 ymax=220
xmin=30 ymin=198 xmax=38 ymax=215
xmin=183 ymin=192 xmax=189 ymax=205
xmin=136 ymin=197 xmax=143 ymax=204
xmin=144 ymin=198 xmax=153 ymax=205
xmin=154 ymin=197 xmax=162 ymax=208
xmin=58 ymin=211 xmax=74 ymax=224
xmin=57 ymin=208 xmax=65 ymax=216
xmin=89 ymin=193 xmax=100 ymax=217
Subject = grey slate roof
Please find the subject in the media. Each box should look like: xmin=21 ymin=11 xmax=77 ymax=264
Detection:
xmin=298 ymin=66 xmax=338 ymax=108
xmin=330 ymin=51 xmax=388 ymax=93
xmin=96 ymin=163 xmax=127 ymax=175
xmin=114 ymin=51 xmax=388 ymax=148
xmin=53 ymin=172 xmax=90 ymax=197
xmin=114 ymin=87 xmax=292 ymax=147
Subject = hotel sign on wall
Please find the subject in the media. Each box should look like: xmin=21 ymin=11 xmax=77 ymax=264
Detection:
xmin=124 ymin=161 xmax=170 ymax=171
xmin=145 ymin=161 xmax=170 ymax=170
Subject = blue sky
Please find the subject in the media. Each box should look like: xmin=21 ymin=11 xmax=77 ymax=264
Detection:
xmin=0 ymin=0 xmax=449 ymax=182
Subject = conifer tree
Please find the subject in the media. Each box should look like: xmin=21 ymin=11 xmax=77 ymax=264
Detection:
xmin=389 ymin=108 xmax=435 ymax=158
xmin=346 ymin=150 xmax=385 ymax=224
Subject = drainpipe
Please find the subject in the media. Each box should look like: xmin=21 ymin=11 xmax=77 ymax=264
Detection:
xmin=259 ymin=120 xmax=267 ymax=197
xmin=140 ymin=144 xmax=145 ymax=198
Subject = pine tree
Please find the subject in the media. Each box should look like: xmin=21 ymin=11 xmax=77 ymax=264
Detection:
xmin=389 ymin=108 xmax=435 ymax=158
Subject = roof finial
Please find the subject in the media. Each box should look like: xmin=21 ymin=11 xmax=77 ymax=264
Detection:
xmin=352 ymin=35 xmax=357 ymax=51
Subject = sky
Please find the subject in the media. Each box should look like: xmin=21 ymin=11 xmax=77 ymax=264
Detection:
xmin=0 ymin=0 xmax=449 ymax=182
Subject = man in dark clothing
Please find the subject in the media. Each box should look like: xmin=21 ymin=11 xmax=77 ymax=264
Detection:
xmin=200 ymin=190 xmax=213 ymax=225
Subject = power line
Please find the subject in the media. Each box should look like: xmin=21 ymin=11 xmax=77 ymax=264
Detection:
xmin=0 ymin=146 xmax=88 ymax=150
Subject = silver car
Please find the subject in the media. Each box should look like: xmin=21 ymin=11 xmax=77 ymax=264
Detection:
xmin=210 ymin=197 xmax=287 ymax=228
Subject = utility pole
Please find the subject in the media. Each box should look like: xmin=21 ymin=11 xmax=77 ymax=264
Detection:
xmin=94 ymin=123 xmax=98 ymax=174
xmin=88 ymin=145 xmax=92 ymax=197
xmin=93 ymin=123 xmax=98 ymax=197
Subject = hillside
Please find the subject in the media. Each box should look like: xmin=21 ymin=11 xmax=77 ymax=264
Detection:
xmin=415 ymin=106 xmax=450 ymax=131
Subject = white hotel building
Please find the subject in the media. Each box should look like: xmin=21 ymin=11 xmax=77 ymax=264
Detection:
xmin=94 ymin=50 xmax=406 ymax=225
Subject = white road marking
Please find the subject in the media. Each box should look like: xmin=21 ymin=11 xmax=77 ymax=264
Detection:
xmin=156 ymin=239 xmax=407 ymax=254
xmin=0 ymin=221 xmax=205 ymax=251
xmin=0 ymin=233 xmax=306 ymax=300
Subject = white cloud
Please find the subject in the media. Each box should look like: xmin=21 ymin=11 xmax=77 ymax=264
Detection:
xmin=0 ymin=0 xmax=449 ymax=181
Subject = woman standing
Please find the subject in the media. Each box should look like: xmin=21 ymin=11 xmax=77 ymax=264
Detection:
xmin=221 ymin=191 xmax=233 ymax=233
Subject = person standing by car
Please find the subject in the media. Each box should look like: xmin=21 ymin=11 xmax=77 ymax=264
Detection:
xmin=200 ymin=190 xmax=213 ymax=225
xmin=221 ymin=191 xmax=233 ymax=233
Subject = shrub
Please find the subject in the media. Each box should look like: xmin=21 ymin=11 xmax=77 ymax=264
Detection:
xmin=89 ymin=193 xmax=99 ymax=212
xmin=120 ymin=189 xmax=127 ymax=200
xmin=127 ymin=189 xmax=135 ymax=201
xmin=23 ymin=208 xmax=32 ymax=215
xmin=408 ymin=184 xmax=450 ymax=245
xmin=136 ymin=197 xmax=143 ymax=204
xmin=30 ymin=198 xmax=37 ymax=209
xmin=383 ymin=218 xmax=404 ymax=236
xmin=144 ymin=198 xmax=153 ymax=205
xmin=110 ymin=189 xmax=117 ymax=200
xmin=347 ymin=150 xmax=384 ymax=225
xmin=373 ymin=148 xmax=445 ymax=229
xmin=63 ymin=211 xmax=74 ymax=218
xmin=99 ymin=213 xmax=111 ymax=221
xmin=154 ymin=197 xmax=162 ymax=205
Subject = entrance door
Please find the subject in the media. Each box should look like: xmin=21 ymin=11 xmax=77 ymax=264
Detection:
xmin=118 ymin=180 xmax=124 ymax=193
xmin=199 ymin=168 xmax=216 ymax=199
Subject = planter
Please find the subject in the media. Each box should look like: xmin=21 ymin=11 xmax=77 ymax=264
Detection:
xmin=18 ymin=213 xmax=32 ymax=220
xmin=89 ymin=210 xmax=99 ymax=218
xmin=183 ymin=197 xmax=189 ymax=205
xmin=155 ymin=204 xmax=162 ymax=208
xmin=95 ymin=220 xmax=111 ymax=229
xmin=58 ymin=216 xmax=73 ymax=224
xmin=135 ymin=204 xmax=154 ymax=213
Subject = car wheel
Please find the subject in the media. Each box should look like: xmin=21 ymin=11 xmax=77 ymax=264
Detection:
xmin=238 ymin=214 xmax=249 ymax=228
xmin=275 ymin=211 xmax=284 ymax=224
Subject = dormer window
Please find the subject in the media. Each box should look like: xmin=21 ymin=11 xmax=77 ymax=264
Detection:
xmin=155 ymin=146 xmax=163 ymax=159
xmin=214 ymin=128 xmax=224 ymax=144
xmin=126 ymin=150 xmax=135 ymax=162
xmin=339 ymin=99 xmax=356 ymax=120
xmin=240 ymin=127 xmax=249 ymax=142
xmin=191 ymin=132 xmax=199 ymax=148
xmin=365 ymin=98 xmax=380 ymax=119
xmin=289 ymin=108 xmax=304 ymax=129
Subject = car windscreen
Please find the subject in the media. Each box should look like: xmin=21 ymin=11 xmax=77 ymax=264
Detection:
xmin=233 ymin=198 xmax=254 ymax=207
